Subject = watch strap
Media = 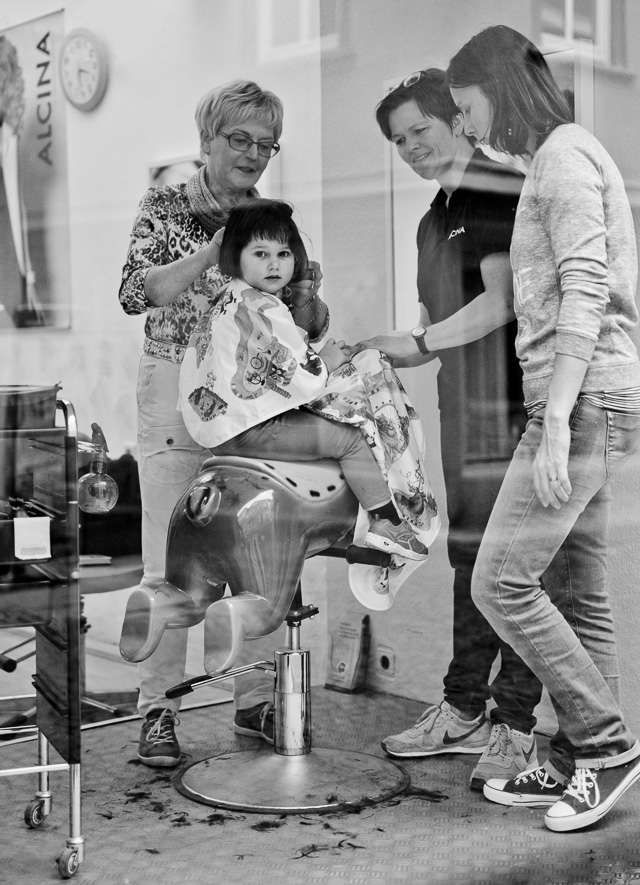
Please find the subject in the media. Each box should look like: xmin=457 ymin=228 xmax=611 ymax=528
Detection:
xmin=413 ymin=330 xmax=429 ymax=355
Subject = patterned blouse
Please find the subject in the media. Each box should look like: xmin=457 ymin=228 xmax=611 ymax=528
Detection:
xmin=118 ymin=183 xmax=228 ymax=347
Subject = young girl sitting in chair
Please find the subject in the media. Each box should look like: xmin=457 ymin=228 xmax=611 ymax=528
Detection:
xmin=178 ymin=198 xmax=438 ymax=563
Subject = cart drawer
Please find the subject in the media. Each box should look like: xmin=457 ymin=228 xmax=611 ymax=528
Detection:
xmin=0 ymin=581 xmax=54 ymax=628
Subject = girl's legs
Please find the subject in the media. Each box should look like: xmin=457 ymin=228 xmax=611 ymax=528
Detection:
xmin=212 ymin=410 xmax=429 ymax=561
xmin=472 ymin=400 xmax=639 ymax=777
xmin=213 ymin=409 xmax=391 ymax=510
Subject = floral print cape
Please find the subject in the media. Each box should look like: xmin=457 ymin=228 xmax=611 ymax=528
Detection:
xmin=178 ymin=277 xmax=440 ymax=604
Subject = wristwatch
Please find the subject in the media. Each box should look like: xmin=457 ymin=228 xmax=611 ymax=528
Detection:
xmin=411 ymin=325 xmax=430 ymax=355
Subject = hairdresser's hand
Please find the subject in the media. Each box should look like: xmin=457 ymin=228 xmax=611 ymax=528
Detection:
xmin=349 ymin=331 xmax=431 ymax=367
xmin=290 ymin=260 xmax=323 ymax=306
xmin=319 ymin=338 xmax=350 ymax=374
xmin=201 ymin=227 xmax=225 ymax=270
xmin=533 ymin=419 xmax=572 ymax=509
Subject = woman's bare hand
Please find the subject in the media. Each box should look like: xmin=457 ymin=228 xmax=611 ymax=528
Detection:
xmin=200 ymin=227 xmax=225 ymax=270
xmin=349 ymin=332 xmax=431 ymax=367
xmin=533 ymin=420 xmax=572 ymax=509
xmin=290 ymin=260 xmax=323 ymax=304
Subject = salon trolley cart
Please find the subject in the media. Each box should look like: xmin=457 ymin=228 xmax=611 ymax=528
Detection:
xmin=0 ymin=398 xmax=85 ymax=879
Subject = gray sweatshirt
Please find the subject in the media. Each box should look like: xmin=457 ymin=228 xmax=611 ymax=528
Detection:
xmin=510 ymin=123 xmax=640 ymax=404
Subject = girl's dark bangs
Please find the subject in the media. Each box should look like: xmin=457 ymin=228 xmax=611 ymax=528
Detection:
xmin=250 ymin=221 xmax=293 ymax=243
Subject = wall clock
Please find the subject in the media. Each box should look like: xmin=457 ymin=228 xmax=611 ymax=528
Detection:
xmin=59 ymin=28 xmax=109 ymax=112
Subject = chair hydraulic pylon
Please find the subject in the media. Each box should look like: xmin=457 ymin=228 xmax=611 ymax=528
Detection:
xmin=166 ymin=597 xmax=409 ymax=815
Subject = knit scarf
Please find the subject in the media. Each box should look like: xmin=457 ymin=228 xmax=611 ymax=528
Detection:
xmin=186 ymin=164 xmax=258 ymax=234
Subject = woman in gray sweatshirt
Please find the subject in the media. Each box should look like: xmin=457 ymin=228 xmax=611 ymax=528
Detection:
xmin=447 ymin=24 xmax=640 ymax=834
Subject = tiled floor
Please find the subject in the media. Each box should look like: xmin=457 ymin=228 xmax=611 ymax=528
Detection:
xmin=2 ymin=688 xmax=640 ymax=885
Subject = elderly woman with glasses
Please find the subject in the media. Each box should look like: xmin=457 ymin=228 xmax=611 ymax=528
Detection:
xmin=119 ymin=79 xmax=327 ymax=768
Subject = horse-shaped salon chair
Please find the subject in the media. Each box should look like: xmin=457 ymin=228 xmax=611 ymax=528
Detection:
xmin=119 ymin=454 xmax=410 ymax=813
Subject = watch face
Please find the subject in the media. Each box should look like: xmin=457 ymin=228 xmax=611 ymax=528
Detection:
xmin=412 ymin=325 xmax=429 ymax=354
xmin=60 ymin=30 xmax=108 ymax=111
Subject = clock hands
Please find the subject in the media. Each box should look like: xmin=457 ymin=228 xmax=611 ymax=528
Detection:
xmin=60 ymin=30 xmax=107 ymax=110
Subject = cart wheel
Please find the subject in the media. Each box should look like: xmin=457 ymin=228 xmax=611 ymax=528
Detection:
xmin=57 ymin=848 xmax=79 ymax=879
xmin=24 ymin=800 xmax=46 ymax=828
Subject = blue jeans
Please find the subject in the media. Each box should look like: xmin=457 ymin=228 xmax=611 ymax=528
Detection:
xmin=472 ymin=398 xmax=640 ymax=777
xmin=438 ymin=372 xmax=541 ymax=732
xmin=441 ymin=462 xmax=542 ymax=733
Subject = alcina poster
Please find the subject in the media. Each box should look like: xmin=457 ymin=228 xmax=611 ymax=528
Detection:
xmin=0 ymin=11 xmax=70 ymax=330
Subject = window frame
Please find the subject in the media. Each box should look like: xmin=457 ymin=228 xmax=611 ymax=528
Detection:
xmin=539 ymin=0 xmax=612 ymax=65
xmin=257 ymin=0 xmax=342 ymax=62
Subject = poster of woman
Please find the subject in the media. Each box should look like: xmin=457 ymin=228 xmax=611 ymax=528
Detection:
xmin=0 ymin=11 xmax=70 ymax=329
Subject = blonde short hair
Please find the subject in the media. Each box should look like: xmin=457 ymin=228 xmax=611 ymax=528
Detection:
xmin=195 ymin=79 xmax=283 ymax=157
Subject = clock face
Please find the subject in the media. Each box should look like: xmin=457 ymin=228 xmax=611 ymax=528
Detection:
xmin=60 ymin=29 xmax=108 ymax=111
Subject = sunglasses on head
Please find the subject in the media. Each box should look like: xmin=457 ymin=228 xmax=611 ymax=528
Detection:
xmin=390 ymin=70 xmax=429 ymax=93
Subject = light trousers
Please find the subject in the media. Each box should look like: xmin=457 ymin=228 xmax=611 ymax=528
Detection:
xmin=136 ymin=354 xmax=279 ymax=716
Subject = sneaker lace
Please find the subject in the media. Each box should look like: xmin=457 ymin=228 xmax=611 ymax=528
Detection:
xmin=147 ymin=710 xmax=178 ymax=745
xmin=412 ymin=704 xmax=441 ymax=731
xmin=485 ymin=723 xmax=510 ymax=759
xmin=563 ymin=768 xmax=599 ymax=808
xmin=514 ymin=766 xmax=554 ymax=787
xmin=259 ymin=702 xmax=274 ymax=728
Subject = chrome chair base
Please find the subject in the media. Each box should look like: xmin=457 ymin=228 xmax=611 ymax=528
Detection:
xmin=175 ymin=746 xmax=409 ymax=815
xmin=168 ymin=605 xmax=409 ymax=815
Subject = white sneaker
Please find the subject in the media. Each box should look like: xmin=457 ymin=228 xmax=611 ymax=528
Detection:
xmin=470 ymin=723 xmax=538 ymax=791
xmin=381 ymin=701 xmax=491 ymax=758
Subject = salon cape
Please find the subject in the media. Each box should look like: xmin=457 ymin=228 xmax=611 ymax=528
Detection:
xmin=179 ymin=278 xmax=440 ymax=607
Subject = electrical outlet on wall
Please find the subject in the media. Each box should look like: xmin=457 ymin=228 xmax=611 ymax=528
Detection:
xmin=375 ymin=645 xmax=396 ymax=678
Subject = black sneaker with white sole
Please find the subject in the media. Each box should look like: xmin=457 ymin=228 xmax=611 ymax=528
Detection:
xmin=483 ymin=765 xmax=566 ymax=807
xmin=544 ymin=754 xmax=640 ymax=832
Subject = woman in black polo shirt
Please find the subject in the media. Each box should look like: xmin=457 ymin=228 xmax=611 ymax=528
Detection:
xmin=353 ymin=67 xmax=541 ymax=792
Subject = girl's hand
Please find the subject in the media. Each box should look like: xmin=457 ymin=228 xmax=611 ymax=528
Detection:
xmin=533 ymin=419 xmax=572 ymax=509
xmin=318 ymin=338 xmax=349 ymax=374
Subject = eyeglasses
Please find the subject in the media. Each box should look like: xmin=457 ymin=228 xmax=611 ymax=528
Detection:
xmin=219 ymin=132 xmax=280 ymax=158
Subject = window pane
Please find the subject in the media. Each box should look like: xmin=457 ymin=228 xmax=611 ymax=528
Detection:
xmin=611 ymin=0 xmax=626 ymax=66
xmin=541 ymin=0 xmax=566 ymax=37
xmin=270 ymin=0 xmax=301 ymax=47
xmin=320 ymin=0 xmax=339 ymax=37
xmin=574 ymin=0 xmax=597 ymax=41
